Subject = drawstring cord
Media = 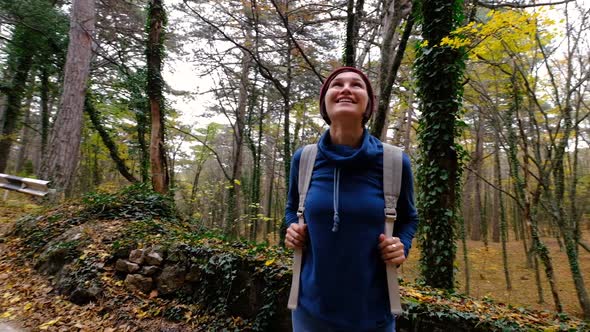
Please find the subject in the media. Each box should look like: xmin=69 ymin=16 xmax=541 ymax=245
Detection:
xmin=332 ymin=168 xmax=341 ymax=232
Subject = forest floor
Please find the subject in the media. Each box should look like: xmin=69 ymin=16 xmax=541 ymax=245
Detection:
xmin=400 ymin=227 xmax=590 ymax=319
xmin=0 ymin=193 xmax=589 ymax=331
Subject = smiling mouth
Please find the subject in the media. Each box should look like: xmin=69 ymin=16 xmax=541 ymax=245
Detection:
xmin=337 ymin=98 xmax=355 ymax=103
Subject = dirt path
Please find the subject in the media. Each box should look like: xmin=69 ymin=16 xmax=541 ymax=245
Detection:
xmin=0 ymin=322 xmax=25 ymax=331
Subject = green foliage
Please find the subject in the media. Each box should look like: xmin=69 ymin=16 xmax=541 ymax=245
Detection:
xmin=81 ymin=183 xmax=176 ymax=221
xmin=414 ymin=0 xmax=467 ymax=289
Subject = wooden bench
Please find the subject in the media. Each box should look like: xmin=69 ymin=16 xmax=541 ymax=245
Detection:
xmin=0 ymin=173 xmax=52 ymax=197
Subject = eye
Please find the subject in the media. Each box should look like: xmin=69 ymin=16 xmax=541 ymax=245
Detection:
xmin=330 ymin=81 xmax=343 ymax=87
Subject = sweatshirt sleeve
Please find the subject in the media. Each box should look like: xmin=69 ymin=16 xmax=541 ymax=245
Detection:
xmin=393 ymin=152 xmax=419 ymax=258
xmin=285 ymin=148 xmax=303 ymax=226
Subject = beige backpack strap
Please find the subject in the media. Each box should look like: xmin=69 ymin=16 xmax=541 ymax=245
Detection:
xmin=287 ymin=144 xmax=317 ymax=310
xmin=382 ymin=143 xmax=403 ymax=315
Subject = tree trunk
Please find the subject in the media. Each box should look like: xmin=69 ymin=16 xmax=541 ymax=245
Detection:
xmin=41 ymin=0 xmax=95 ymax=192
xmin=226 ymin=49 xmax=252 ymax=238
xmin=494 ymin=136 xmax=511 ymax=290
xmin=403 ymin=93 xmax=414 ymax=151
xmin=459 ymin=214 xmax=470 ymax=295
xmin=371 ymin=2 xmax=413 ymax=139
xmin=0 ymin=30 xmax=34 ymax=173
xmin=40 ymin=67 xmax=50 ymax=163
xmin=15 ymin=93 xmax=34 ymax=174
xmin=506 ymin=72 xmax=562 ymax=312
xmin=85 ymin=96 xmax=138 ymax=183
xmin=533 ymin=255 xmax=544 ymax=304
xmin=343 ymin=0 xmax=364 ymax=66
xmin=415 ymin=0 xmax=464 ymax=290
xmin=147 ymin=0 xmax=169 ymax=194
xmin=470 ymin=117 xmax=483 ymax=241
xmin=136 ymin=106 xmax=149 ymax=183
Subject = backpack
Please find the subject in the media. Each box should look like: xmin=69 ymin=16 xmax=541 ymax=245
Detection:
xmin=287 ymin=143 xmax=404 ymax=315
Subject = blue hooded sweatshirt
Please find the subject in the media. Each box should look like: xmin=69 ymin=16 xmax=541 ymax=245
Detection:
xmin=285 ymin=129 xmax=419 ymax=331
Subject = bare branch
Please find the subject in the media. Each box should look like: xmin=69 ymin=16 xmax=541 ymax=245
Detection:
xmin=465 ymin=166 xmax=523 ymax=210
xmin=169 ymin=125 xmax=232 ymax=181
xmin=268 ymin=0 xmax=324 ymax=83
xmin=476 ymin=0 xmax=574 ymax=9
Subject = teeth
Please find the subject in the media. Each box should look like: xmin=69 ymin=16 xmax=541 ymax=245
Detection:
xmin=338 ymin=99 xmax=352 ymax=103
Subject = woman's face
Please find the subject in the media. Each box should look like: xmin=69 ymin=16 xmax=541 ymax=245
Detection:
xmin=324 ymin=71 xmax=369 ymax=126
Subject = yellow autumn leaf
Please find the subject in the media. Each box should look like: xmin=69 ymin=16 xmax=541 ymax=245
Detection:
xmin=264 ymin=258 xmax=275 ymax=266
xmin=234 ymin=179 xmax=241 ymax=185
xmin=0 ymin=311 xmax=14 ymax=319
xmin=39 ymin=317 xmax=61 ymax=330
xmin=9 ymin=295 xmax=21 ymax=304
xmin=23 ymin=302 xmax=33 ymax=311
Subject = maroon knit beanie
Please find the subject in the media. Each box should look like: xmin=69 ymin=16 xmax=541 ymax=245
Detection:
xmin=319 ymin=66 xmax=375 ymax=125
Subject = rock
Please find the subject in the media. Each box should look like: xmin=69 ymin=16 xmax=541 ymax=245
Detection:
xmin=185 ymin=264 xmax=202 ymax=282
xmin=112 ymin=245 xmax=132 ymax=259
xmin=115 ymin=259 xmax=140 ymax=273
xmin=156 ymin=264 xmax=186 ymax=295
xmin=166 ymin=243 xmax=188 ymax=263
xmin=145 ymin=251 xmax=163 ymax=266
xmin=125 ymin=274 xmax=153 ymax=293
xmin=129 ymin=249 xmax=145 ymax=264
xmin=34 ymin=226 xmax=87 ymax=275
xmin=148 ymin=245 xmax=166 ymax=258
xmin=69 ymin=283 xmax=102 ymax=305
xmin=36 ymin=246 xmax=73 ymax=275
xmin=140 ymin=265 xmax=159 ymax=276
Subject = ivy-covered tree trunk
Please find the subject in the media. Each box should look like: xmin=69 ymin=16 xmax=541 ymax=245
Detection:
xmin=41 ymin=0 xmax=95 ymax=192
xmin=0 ymin=27 xmax=35 ymax=173
xmin=147 ymin=0 xmax=169 ymax=194
xmin=246 ymin=84 xmax=264 ymax=241
xmin=85 ymin=96 xmax=138 ymax=183
xmin=414 ymin=0 xmax=465 ymax=290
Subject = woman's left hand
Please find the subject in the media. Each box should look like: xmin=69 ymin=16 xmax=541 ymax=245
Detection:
xmin=378 ymin=234 xmax=406 ymax=266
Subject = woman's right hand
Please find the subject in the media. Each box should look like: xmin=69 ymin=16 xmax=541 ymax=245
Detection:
xmin=285 ymin=223 xmax=307 ymax=249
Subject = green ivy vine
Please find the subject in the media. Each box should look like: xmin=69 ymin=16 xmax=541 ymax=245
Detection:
xmin=414 ymin=0 xmax=468 ymax=290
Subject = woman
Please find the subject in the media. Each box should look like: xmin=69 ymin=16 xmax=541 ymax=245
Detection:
xmin=284 ymin=67 xmax=419 ymax=331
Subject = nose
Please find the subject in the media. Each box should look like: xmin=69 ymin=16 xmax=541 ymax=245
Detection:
xmin=339 ymin=84 xmax=352 ymax=94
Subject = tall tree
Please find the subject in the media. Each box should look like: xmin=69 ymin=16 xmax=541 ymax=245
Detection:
xmin=371 ymin=0 xmax=413 ymax=139
xmin=147 ymin=0 xmax=169 ymax=194
xmin=0 ymin=25 xmax=34 ymax=173
xmin=343 ymin=0 xmax=364 ymax=66
xmin=415 ymin=0 xmax=466 ymax=289
xmin=41 ymin=0 xmax=96 ymax=192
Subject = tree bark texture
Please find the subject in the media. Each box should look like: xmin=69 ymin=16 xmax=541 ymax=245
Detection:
xmin=41 ymin=0 xmax=95 ymax=191
xmin=415 ymin=0 xmax=464 ymax=290
xmin=470 ymin=117 xmax=483 ymax=241
xmin=147 ymin=0 xmax=169 ymax=194
xmin=371 ymin=0 xmax=413 ymax=139
xmin=343 ymin=0 xmax=364 ymax=67
xmin=494 ymin=135 xmax=511 ymax=290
